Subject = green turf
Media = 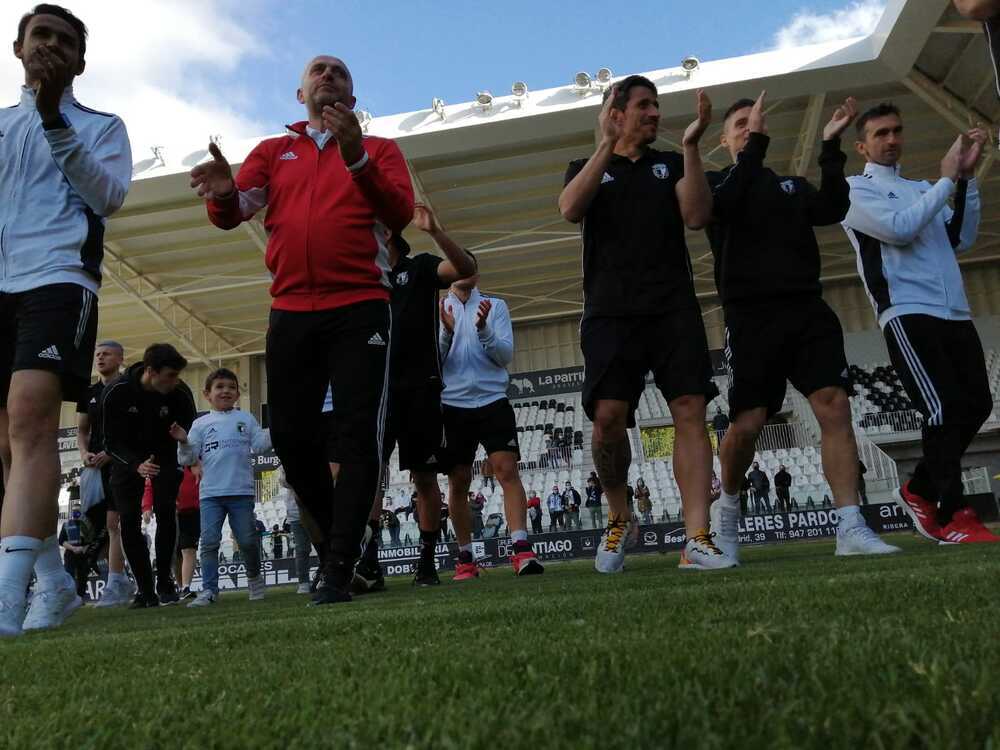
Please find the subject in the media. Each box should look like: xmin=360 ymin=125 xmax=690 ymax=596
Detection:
xmin=2 ymin=535 xmax=999 ymax=750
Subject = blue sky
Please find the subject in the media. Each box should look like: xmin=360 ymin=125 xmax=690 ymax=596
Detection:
xmin=0 ymin=0 xmax=886 ymax=156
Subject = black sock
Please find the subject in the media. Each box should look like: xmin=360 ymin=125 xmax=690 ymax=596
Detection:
xmin=419 ymin=530 xmax=437 ymax=558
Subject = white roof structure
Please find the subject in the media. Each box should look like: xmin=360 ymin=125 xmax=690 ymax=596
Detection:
xmin=99 ymin=0 xmax=997 ymax=364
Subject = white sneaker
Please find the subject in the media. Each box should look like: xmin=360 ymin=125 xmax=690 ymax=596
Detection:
xmin=709 ymin=499 xmax=740 ymax=563
xmin=187 ymin=589 xmax=217 ymax=608
xmin=23 ymin=575 xmax=83 ymax=632
xmin=95 ymin=578 xmax=133 ymax=608
xmin=248 ymin=576 xmax=266 ymax=601
xmin=296 ymin=582 xmax=311 ymax=595
xmin=0 ymin=594 xmax=27 ymax=638
xmin=595 ymin=514 xmax=631 ymax=574
xmin=679 ymin=532 xmax=738 ymax=571
xmin=835 ymin=523 xmax=902 ymax=556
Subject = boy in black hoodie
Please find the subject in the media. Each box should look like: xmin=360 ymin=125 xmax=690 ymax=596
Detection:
xmin=102 ymin=343 xmax=196 ymax=607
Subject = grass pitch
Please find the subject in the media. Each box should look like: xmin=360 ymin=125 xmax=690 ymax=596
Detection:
xmin=2 ymin=535 xmax=999 ymax=750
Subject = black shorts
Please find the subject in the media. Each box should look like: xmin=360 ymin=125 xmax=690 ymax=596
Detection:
xmin=723 ymin=297 xmax=849 ymax=419
xmin=176 ymin=508 xmax=201 ymax=550
xmin=581 ymin=309 xmax=718 ymax=427
xmin=442 ymin=398 xmax=520 ymax=467
xmin=0 ymin=283 xmax=98 ymax=407
xmin=384 ymin=382 xmax=451 ymax=474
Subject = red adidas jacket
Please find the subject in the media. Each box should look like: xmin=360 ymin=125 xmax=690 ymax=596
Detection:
xmin=207 ymin=122 xmax=414 ymax=312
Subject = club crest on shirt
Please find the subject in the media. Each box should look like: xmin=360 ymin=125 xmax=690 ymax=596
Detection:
xmin=159 ymin=406 xmax=169 ymax=418
xmin=237 ymin=422 xmax=246 ymax=433
xmin=652 ymin=163 xmax=669 ymax=180
xmin=780 ymin=179 xmax=797 ymax=194
xmin=395 ymin=271 xmax=409 ymax=287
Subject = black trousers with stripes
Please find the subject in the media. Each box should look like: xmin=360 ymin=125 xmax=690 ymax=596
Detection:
xmin=265 ymin=300 xmax=390 ymax=583
xmin=883 ymin=315 xmax=993 ymax=525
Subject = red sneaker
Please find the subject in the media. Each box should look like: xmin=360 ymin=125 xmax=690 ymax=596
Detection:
xmin=453 ymin=551 xmax=480 ymax=581
xmin=894 ymin=482 xmax=941 ymax=541
xmin=512 ymin=541 xmax=544 ymax=576
xmin=938 ymin=507 xmax=1000 ymax=544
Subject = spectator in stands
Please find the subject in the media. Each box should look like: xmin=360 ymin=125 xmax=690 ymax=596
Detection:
xmin=748 ymin=463 xmax=771 ymax=513
xmin=439 ymin=499 xmax=450 ymax=543
xmin=470 ymin=491 xmax=486 ymax=539
xmin=59 ymin=502 xmax=103 ymax=599
xmin=710 ymin=471 xmax=722 ymax=503
xmin=585 ymin=477 xmax=604 ymax=529
xmin=546 ymin=435 xmax=562 ymax=468
xmin=547 ymin=485 xmax=565 ymax=532
xmin=858 ymin=460 xmax=868 ymax=505
xmin=739 ymin=476 xmax=751 ymax=516
xmin=589 ymin=471 xmax=602 ymax=493
xmin=626 ymin=483 xmax=636 ymax=515
xmin=382 ymin=508 xmax=401 ymax=547
xmin=480 ymin=458 xmax=496 ymax=492
xmin=254 ymin=514 xmax=266 ymax=562
xmin=563 ymin=481 xmax=582 ymax=530
xmin=712 ymin=408 xmax=730 ymax=446
xmin=172 ymin=465 xmax=201 ymax=600
xmin=280 ymin=468 xmax=315 ymax=595
xmin=271 ymin=524 xmax=283 ymax=559
xmin=527 ymin=492 xmax=544 ymax=535
xmin=822 ymin=494 xmax=833 ymax=508
xmin=635 ymin=478 xmax=653 ymax=525
xmin=774 ymin=465 xmax=792 ymax=513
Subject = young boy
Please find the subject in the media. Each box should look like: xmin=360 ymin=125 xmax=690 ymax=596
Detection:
xmin=170 ymin=368 xmax=271 ymax=607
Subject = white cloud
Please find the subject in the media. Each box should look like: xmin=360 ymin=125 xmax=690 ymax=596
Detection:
xmin=0 ymin=1 xmax=269 ymax=162
xmin=772 ymin=1 xmax=886 ymax=49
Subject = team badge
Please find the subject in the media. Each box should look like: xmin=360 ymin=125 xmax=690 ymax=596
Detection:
xmin=780 ymin=179 xmax=796 ymax=194
xmin=652 ymin=163 xmax=669 ymax=180
xmin=396 ymin=271 xmax=409 ymax=286
xmin=159 ymin=406 xmax=169 ymax=418
xmin=237 ymin=422 xmax=246 ymax=433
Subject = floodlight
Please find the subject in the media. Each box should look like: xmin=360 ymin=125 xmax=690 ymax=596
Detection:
xmin=681 ymin=56 xmax=700 ymax=76
xmin=511 ymin=81 xmax=529 ymax=103
xmin=573 ymin=72 xmax=592 ymax=94
xmin=476 ymin=91 xmax=494 ymax=110
xmin=431 ymin=97 xmax=446 ymax=120
xmin=595 ymin=68 xmax=614 ymax=88
xmin=355 ymin=109 xmax=373 ymax=131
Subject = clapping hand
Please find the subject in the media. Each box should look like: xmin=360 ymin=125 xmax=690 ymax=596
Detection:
xmin=321 ymin=103 xmax=364 ymax=166
xmin=682 ymin=90 xmax=713 ymax=147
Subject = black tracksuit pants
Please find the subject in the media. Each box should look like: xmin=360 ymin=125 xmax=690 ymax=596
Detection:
xmin=883 ymin=315 xmax=993 ymax=525
xmin=112 ymin=468 xmax=181 ymax=598
xmin=266 ymin=300 xmax=390 ymax=586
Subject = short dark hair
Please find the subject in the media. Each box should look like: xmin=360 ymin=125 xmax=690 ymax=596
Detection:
xmin=205 ymin=367 xmax=239 ymax=392
xmin=723 ymin=98 xmax=756 ymax=125
xmin=142 ymin=343 xmax=187 ymax=373
xmin=17 ymin=4 xmax=88 ymax=63
xmin=96 ymin=340 xmax=123 ymax=355
xmin=602 ymin=74 xmax=658 ymax=111
xmin=856 ymin=102 xmax=901 ymax=137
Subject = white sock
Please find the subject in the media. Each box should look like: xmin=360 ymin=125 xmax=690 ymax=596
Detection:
xmin=33 ymin=535 xmax=67 ymax=590
xmin=0 ymin=536 xmax=43 ymax=601
xmin=837 ymin=504 xmax=862 ymax=530
xmin=719 ymin=491 xmax=739 ymax=507
xmin=511 ymin=529 xmax=528 ymax=543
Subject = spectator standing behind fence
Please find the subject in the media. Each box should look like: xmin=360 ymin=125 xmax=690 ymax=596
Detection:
xmin=635 ymin=479 xmax=653 ymax=525
xmin=774 ymin=464 xmax=792 ymax=513
xmin=712 ymin=408 xmax=730 ymax=445
xmin=547 ymin=486 xmax=565 ymax=531
xmin=382 ymin=508 xmax=401 ymax=546
xmin=710 ymin=471 xmax=722 ymax=503
xmin=527 ymin=492 xmax=544 ymax=535
xmin=585 ymin=477 xmax=604 ymax=529
xmin=480 ymin=458 xmax=496 ymax=492
xmin=280 ymin=468 xmax=314 ymax=595
xmin=748 ymin=462 xmax=771 ymax=513
xmin=470 ymin=491 xmax=486 ymax=539
xmin=563 ymin=481 xmax=582 ymax=530
xmin=271 ymin=525 xmax=283 ymax=559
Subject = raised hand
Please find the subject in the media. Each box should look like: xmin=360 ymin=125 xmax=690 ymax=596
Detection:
xmin=959 ymin=128 xmax=989 ymax=178
xmin=413 ymin=202 xmax=442 ymax=234
xmin=168 ymin=422 xmax=188 ymax=444
xmin=190 ymin=142 xmax=235 ymax=200
xmin=322 ymin=103 xmax=364 ymax=166
xmin=823 ymin=96 xmax=858 ymax=141
xmin=475 ymin=299 xmax=492 ymax=330
xmin=598 ymin=85 xmax=624 ymax=146
xmin=941 ymin=135 xmax=964 ymax=182
xmin=682 ymin=90 xmax=713 ymax=147
xmin=440 ymin=299 xmax=456 ymax=333
xmin=748 ymin=90 xmax=767 ymax=135
xmin=33 ymin=45 xmax=74 ymax=123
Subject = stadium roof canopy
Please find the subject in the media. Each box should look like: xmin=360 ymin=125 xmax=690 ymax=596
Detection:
xmin=101 ymin=0 xmax=997 ymax=364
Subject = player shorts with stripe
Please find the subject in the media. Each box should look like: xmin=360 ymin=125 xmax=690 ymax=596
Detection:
xmin=0 ymin=283 xmax=98 ymax=407
xmin=442 ymin=397 xmax=520 ymax=467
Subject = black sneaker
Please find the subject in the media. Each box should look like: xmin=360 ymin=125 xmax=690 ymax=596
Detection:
xmin=157 ymin=581 xmax=180 ymax=606
xmin=180 ymin=587 xmax=196 ymax=601
xmin=311 ymin=557 xmax=354 ymax=606
xmin=412 ymin=556 xmax=440 ymax=587
xmin=312 ymin=584 xmax=353 ymax=606
xmin=351 ymin=562 xmax=386 ymax=595
xmin=129 ymin=592 xmax=160 ymax=609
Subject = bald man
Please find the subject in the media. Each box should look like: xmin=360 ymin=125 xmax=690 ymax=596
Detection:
xmin=191 ymin=55 xmax=414 ymax=606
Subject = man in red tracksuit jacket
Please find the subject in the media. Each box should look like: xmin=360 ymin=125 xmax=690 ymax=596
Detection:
xmin=190 ymin=55 xmax=414 ymax=605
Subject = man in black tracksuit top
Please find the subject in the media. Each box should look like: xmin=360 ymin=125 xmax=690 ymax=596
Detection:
xmin=102 ymin=344 xmax=196 ymax=607
xmin=705 ymin=93 xmax=899 ymax=560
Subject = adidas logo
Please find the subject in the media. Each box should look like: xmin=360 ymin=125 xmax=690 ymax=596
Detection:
xmin=942 ymin=530 xmax=968 ymax=543
xmin=600 ymin=172 xmax=614 ymax=184
xmin=38 ymin=345 xmax=61 ymax=361
xmin=426 ymin=455 xmax=437 ymax=465
xmin=887 ymin=191 xmax=898 ymax=199
xmin=507 ymin=438 xmax=518 ymax=447
xmin=279 ymin=151 xmax=298 ymax=160
xmin=367 ymin=333 xmax=387 ymax=346
xmin=128 ymin=406 xmax=139 ymax=414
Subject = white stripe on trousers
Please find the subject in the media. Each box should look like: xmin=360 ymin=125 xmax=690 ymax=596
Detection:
xmin=374 ymin=306 xmax=393 ymax=491
xmin=887 ymin=318 xmax=943 ymax=426
xmin=75 ymin=289 xmax=94 ymax=349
